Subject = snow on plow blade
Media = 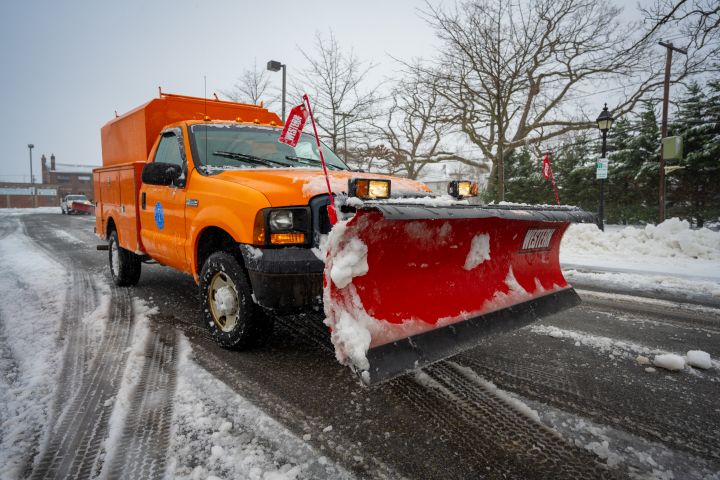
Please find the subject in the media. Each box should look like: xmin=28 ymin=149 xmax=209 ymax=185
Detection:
xmin=323 ymin=203 xmax=596 ymax=386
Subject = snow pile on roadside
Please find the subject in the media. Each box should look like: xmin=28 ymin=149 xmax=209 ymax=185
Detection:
xmin=563 ymin=218 xmax=719 ymax=261
xmin=0 ymin=207 xmax=60 ymax=216
xmin=166 ymin=337 xmax=353 ymax=480
xmin=0 ymin=220 xmax=67 ymax=478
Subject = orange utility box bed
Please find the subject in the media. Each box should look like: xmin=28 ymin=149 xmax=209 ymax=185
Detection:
xmin=94 ymin=93 xmax=280 ymax=253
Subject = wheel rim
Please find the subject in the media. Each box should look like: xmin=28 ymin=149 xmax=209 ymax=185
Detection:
xmin=208 ymin=272 xmax=240 ymax=332
xmin=110 ymin=240 xmax=120 ymax=276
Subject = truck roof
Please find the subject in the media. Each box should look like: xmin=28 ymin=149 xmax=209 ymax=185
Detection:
xmin=101 ymin=93 xmax=282 ymax=167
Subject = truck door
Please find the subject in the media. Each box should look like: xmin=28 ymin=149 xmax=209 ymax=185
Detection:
xmin=139 ymin=129 xmax=188 ymax=271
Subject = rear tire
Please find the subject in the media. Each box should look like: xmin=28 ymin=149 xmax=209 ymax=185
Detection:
xmin=108 ymin=230 xmax=141 ymax=286
xmin=199 ymin=251 xmax=273 ymax=349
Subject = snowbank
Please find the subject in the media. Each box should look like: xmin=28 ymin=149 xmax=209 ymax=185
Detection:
xmin=561 ymin=218 xmax=719 ymax=298
xmin=0 ymin=219 xmax=67 ymax=478
xmin=562 ymin=218 xmax=719 ymax=262
xmin=0 ymin=207 xmax=60 ymax=215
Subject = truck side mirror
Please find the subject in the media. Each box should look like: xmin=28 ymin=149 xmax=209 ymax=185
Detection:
xmin=141 ymin=162 xmax=182 ymax=186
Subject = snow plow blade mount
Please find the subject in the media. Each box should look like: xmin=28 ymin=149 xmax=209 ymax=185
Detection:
xmin=324 ymin=203 xmax=596 ymax=386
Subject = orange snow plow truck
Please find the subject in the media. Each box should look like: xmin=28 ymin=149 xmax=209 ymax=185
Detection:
xmin=94 ymin=92 xmax=594 ymax=385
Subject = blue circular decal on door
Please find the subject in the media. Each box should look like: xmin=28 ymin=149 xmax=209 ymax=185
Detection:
xmin=154 ymin=202 xmax=165 ymax=230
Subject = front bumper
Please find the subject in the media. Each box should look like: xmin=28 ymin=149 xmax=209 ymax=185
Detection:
xmin=240 ymin=246 xmax=324 ymax=313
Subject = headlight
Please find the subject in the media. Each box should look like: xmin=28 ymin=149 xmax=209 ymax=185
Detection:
xmin=269 ymin=210 xmax=294 ymax=231
xmin=448 ymin=180 xmax=478 ymax=199
xmin=253 ymin=207 xmax=310 ymax=246
xmin=348 ymin=178 xmax=391 ymax=200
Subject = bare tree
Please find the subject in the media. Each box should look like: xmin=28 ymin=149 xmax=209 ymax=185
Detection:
xmin=368 ymin=65 xmax=470 ymax=179
xmin=223 ymin=59 xmax=273 ymax=106
xmin=295 ymin=31 xmax=379 ymax=155
xmin=422 ymin=0 xmax=714 ymax=201
xmin=639 ymin=0 xmax=719 ymax=51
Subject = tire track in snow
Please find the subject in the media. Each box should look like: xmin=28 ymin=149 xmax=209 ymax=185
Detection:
xmin=457 ymin=352 xmax=720 ymax=466
xmin=411 ymin=362 xmax=621 ymax=479
xmin=105 ymin=326 xmax=177 ymax=479
xmin=29 ymin=285 xmax=134 ymax=480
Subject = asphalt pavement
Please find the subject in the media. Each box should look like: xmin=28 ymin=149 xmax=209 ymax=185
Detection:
xmin=14 ymin=213 xmax=720 ymax=479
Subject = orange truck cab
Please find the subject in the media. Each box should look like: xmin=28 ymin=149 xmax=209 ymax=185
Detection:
xmin=94 ymin=93 xmax=429 ymax=348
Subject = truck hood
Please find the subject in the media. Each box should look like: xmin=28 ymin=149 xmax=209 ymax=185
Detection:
xmin=207 ymin=168 xmax=431 ymax=206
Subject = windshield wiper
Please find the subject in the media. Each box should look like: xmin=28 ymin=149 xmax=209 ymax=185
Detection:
xmin=213 ymin=151 xmax=289 ymax=168
xmin=285 ymin=155 xmax=342 ymax=170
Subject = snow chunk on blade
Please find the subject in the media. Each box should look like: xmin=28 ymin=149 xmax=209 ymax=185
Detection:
xmin=323 ymin=202 xmax=595 ymax=385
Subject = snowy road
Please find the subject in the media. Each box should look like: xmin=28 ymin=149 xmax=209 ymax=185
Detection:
xmin=1 ymin=211 xmax=718 ymax=480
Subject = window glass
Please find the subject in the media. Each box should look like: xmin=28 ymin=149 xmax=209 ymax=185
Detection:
xmin=155 ymin=133 xmax=184 ymax=167
xmin=190 ymin=125 xmax=348 ymax=173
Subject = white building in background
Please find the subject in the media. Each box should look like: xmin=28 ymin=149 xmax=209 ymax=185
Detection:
xmin=418 ymin=160 xmax=490 ymax=202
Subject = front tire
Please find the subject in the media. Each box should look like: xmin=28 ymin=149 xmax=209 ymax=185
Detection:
xmin=108 ymin=230 xmax=141 ymax=286
xmin=199 ymin=251 xmax=273 ymax=349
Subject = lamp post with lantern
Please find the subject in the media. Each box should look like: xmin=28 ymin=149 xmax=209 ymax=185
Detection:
xmin=595 ymin=104 xmax=614 ymax=231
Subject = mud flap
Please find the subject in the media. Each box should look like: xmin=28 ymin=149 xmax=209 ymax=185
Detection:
xmin=323 ymin=203 xmax=595 ymax=386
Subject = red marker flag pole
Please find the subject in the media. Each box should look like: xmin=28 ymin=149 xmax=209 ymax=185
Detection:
xmin=542 ymin=150 xmax=561 ymax=206
xmin=302 ymin=94 xmax=338 ymax=225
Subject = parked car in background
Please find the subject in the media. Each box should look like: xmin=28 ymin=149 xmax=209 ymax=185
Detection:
xmin=61 ymin=194 xmax=93 ymax=215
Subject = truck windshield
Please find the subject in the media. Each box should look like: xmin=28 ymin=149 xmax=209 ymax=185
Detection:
xmin=190 ymin=124 xmax=349 ymax=173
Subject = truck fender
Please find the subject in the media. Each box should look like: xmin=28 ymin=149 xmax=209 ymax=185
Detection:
xmin=188 ymin=206 xmax=254 ymax=280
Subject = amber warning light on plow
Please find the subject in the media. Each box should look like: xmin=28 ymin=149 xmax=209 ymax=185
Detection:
xmin=448 ymin=180 xmax=479 ymax=199
xmin=349 ymin=178 xmax=391 ymax=200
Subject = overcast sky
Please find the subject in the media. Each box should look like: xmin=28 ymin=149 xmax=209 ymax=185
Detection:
xmin=0 ymin=0 xmax=648 ymax=183
xmin=0 ymin=0 xmax=442 ymax=182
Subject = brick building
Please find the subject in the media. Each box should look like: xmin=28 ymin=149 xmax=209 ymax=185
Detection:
xmin=41 ymin=154 xmax=96 ymax=200
xmin=0 ymin=182 xmax=60 ymax=208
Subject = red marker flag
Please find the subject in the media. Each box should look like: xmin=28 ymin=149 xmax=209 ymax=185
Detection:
xmin=278 ymin=104 xmax=308 ymax=147
xmin=542 ymin=151 xmax=561 ymax=205
xmin=542 ymin=152 xmax=552 ymax=180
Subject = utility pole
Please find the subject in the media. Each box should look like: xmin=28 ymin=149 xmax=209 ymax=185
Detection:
xmin=28 ymin=144 xmax=36 ymax=208
xmin=658 ymin=41 xmax=687 ymax=224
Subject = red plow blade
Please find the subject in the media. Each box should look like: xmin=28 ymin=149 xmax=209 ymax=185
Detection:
xmin=323 ymin=203 xmax=595 ymax=385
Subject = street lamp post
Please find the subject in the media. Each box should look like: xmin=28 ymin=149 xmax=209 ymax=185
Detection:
xmin=28 ymin=143 xmax=36 ymax=207
xmin=266 ymin=60 xmax=286 ymax=121
xmin=595 ymin=104 xmax=614 ymax=232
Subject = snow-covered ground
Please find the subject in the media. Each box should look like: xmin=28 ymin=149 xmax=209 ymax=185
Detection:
xmin=0 ymin=209 xmax=350 ymax=480
xmin=0 ymin=217 xmax=67 ymax=478
xmin=561 ymin=219 xmax=720 ymax=299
